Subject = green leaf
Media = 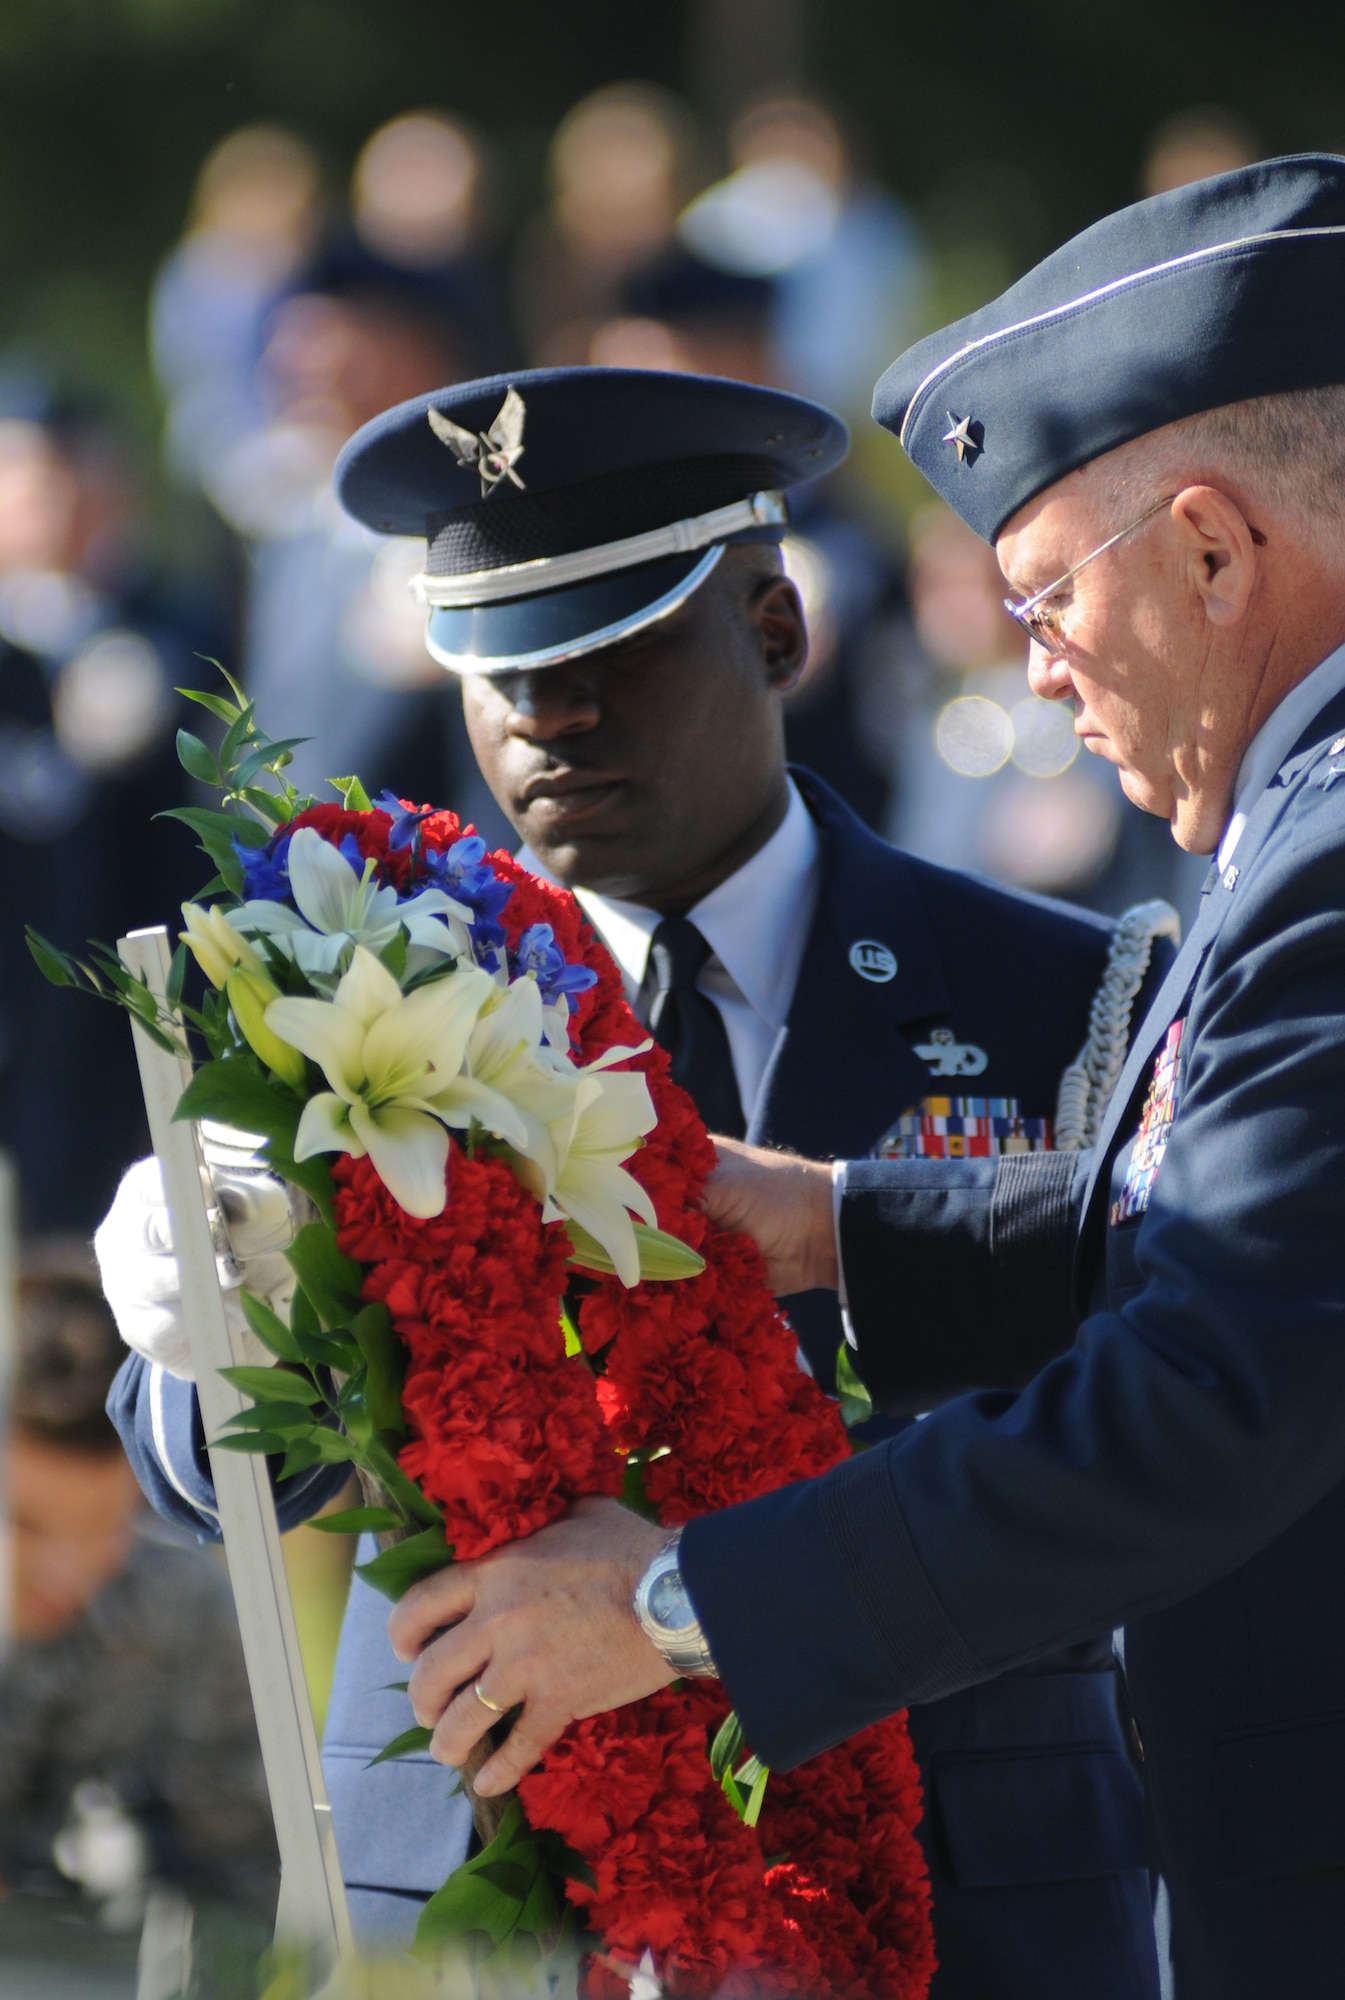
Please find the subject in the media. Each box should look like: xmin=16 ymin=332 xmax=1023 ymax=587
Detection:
xmin=178 ymin=687 xmax=241 ymax=725
xmin=618 ymin=1453 xmax=658 ymax=1521
xmin=835 ymin=1341 xmax=874 ymax=1430
xmin=290 ymin=1323 xmax=360 ymax=1371
xmin=285 ymin=1223 xmax=365 ymax=1329
xmin=176 ymin=728 xmax=220 ymax=784
xmin=209 ymin=1430 xmax=287 ymax=1454
xmin=559 ymin=1302 xmax=582 ymax=1358
xmin=308 ymin=1504 xmax=403 ymax=1536
xmin=351 ymin=1301 xmax=405 ymax=1435
xmin=564 ymin=1219 xmax=706 ymax=1282
xmin=411 ymin=1801 xmax=532 ymax=1956
xmin=234 ymin=786 xmax=290 ymax=826
xmin=164 ymin=941 xmax=189 ymax=1012
xmin=366 ymin=1724 xmax=434 ymax=1768
xmin=174 ymin=1056 xmax=303 ymax=1151
xmin=25 ymin=929 xmax=77 ymax=987
xmin=238 ymin=1289 xmax=302 ymax=1362
xmin=219 ymin=1364 xmax=323 ymax=1406
xmin=709 ymin=1710 xmax=746 ymax=1781
xmin=159 ymin=804 xmax=270 ymax=852
xmin=218 ymin=1401 xmax=317 ymax=1435
xmin=354 ymin=1525 xmax=452 ymax=1602
xmin=364 ymin=1436 xmax=445 ymax=1527
xmin=378 ymin=927 xmax=408 ymax=981
xmin=330 ymin=774 xmax=373 ymax=811
xmin=739 ymin=1757 xmax=770 ymax=1828
xmin=278 ymin=1436 xmax=325 ymax=1478
xmin=303 ymin=1428 xmax=359 ymax=1465
xmin=219 ymin=703 xmax=258 ymax=771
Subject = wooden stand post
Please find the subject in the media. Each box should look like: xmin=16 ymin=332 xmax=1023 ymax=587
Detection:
xmin=118 ymin=927 xmax=352 ymax=1976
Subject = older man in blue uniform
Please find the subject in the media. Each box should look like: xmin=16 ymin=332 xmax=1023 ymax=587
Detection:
xmin=388 ymin=162 xmax=1345 ymax=1998
xmin=101 ymin=368 xmax=1169 ymax=1992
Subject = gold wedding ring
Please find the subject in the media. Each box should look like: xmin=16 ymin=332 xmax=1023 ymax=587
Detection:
xmin=474 ymin=1682 xmax=506 ymax=1713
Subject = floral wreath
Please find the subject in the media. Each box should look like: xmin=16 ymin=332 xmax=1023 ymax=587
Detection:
xmin=31 ymin=686 xmax=935 ymax=1998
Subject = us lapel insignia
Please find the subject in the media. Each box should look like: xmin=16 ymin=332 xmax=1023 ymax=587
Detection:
xmin=428 ymin=386 xmax=527 ymax=497
xmin=878 ymin=1095 xmax=1052 ymax=1159
xmin=1110 ymin=1017 xmax=1185 ymax=1225
xmin=848 ymin=939 xmax=898 ymax=982
xmin=914 ymin=1025 xmax=989 ymax=1077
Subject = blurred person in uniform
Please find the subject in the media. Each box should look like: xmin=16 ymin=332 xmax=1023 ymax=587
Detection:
xmin=678 ymin=94 xmax=926 ymax=420
xmin=228 ymin=247 xmax=511 ymax=842
xmin=1141 ymin=107 xmax=1259 ymax=197
xmin=0 ymin=386 xmax=211 ymax=1231
xmin=595 ymin=251 xmax=900 ymax=829
xmin=0 ymin=1243 xmax=276 ymax=1920
xmin=513 ymin=84 xmax=700 ymax=365
xmin=150 ymin=125 xmax=325 ymax=507
xmin=873 ymin=502 xmax=1206 ymax=921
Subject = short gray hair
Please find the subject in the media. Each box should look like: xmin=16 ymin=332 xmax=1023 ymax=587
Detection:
xmin=1084 ymin=385 xmax=1345 ymax=556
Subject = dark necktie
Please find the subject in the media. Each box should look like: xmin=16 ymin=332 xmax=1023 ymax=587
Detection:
xmin=641 ymin=916 xmax=746 ymax=1138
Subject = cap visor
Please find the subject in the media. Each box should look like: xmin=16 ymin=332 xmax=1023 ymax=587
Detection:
xmin=424 ymin=546 xmax=722 ymax=675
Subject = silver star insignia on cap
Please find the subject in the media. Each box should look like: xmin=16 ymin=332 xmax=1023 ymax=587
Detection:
xmin=427 ymin=386 xmax=527 ymax=497
xmin=942 ymin=412 xmax=984 ymax=465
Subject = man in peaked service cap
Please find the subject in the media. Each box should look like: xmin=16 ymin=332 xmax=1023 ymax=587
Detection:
xmin=368 ymin=161 xmax=1345 ymax=1998
xmin=97 ymin=360 xmax=1174 ymax=1992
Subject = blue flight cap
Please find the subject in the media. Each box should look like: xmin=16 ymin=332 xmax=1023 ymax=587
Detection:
xmin=872 ymin=153 xmax=1345 ymax=542
xmin=335 ymin=366 xmax=848 ymax=674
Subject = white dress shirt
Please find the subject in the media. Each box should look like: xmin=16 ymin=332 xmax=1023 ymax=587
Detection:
xmin=519 ymin=777 xmax=821 ymax=1128
xmin=1216 ymin=639 xmax=1345 ymax=870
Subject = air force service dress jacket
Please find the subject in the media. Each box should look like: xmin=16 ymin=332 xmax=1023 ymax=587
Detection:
xmin=108 ymin=771 xmax=1165 ymax=1990
xmin=682 ymin=705 xmax=1345 ymax=1999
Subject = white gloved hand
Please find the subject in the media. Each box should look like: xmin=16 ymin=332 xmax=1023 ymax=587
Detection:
xmin=94 ymin=1131 xmax=312 ymax=1381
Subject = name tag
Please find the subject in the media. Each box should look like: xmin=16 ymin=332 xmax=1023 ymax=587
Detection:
xmin=877 ymin=1096 xmax=1053 ymax=1159
xmin=1110 ymin=1018 xmax=1186 ymax=1225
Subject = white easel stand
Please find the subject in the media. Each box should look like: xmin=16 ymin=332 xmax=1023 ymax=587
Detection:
xmin=119 ymin=928 xmax=353 ymax=1984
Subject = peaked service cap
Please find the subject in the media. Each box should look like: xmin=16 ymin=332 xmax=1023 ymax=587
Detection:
xmin=335 ymin=366 xmax=848 ymax=673
xmin=873 ymin=153 xmax=1345 ymax=542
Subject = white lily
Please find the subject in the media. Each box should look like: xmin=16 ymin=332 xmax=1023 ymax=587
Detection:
xmin=446 ymin=977 xmax=577 ymax=1180
xmin=537 ymin=1057 xmax=659 ymax=1288
xmin=263 ymin=947 xmax=527 ymax=1218
xmin=233 ymin=826 xmax=474 ymax=984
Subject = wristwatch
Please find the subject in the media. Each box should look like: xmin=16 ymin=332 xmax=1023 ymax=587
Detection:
xmin=633 ymin=1529 xmax=718 ymax=1679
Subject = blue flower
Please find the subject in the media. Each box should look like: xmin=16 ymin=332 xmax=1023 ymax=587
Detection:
xmin=374 ymin=791 xmax=436 ymax=853
xmin=233 ymin=830 xmax=293 ymax=902
xmin=422 ymin=835 xmax=514 ymax=947
xmin=512 ymin=922 xmax=599 ymax=1008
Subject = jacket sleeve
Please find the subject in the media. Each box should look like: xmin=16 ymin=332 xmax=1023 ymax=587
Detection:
xmin=681 ymin=824 xmax=1345 ymax=1769
xmin=841 ymin=1149 xmax=1090 ymax=1411
xmin=107 ymin=1352 xmax=349 ymax=1540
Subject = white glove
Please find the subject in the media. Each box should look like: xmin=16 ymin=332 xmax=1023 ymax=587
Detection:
xmin=95 ymin=1127 xmax=312 ymax=1381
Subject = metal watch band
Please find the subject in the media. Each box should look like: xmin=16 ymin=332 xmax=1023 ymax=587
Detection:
xmin=633 ymin=1528 xmax=718 ymax=1679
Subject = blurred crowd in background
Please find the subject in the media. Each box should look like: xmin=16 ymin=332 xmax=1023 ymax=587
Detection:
xmin=0 ymin=77 xmax=1267 ymax=1947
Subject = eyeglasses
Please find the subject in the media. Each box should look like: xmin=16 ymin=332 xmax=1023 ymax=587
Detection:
xmin=1003 ymin=493 xmax=1178 ymax=652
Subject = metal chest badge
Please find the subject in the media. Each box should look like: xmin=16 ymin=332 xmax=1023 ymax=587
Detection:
xmin=1110 ymin=1017 xmax=1186 ymax=1225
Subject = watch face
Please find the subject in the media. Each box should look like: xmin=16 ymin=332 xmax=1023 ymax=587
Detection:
xmin=648 ymin=1568 xmax=696 ymax=1633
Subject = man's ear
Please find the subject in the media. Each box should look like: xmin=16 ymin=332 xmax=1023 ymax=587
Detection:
xmin=1171 ymin=485 xmax=1261 ymax=628
xmin=751 ymin=573 xmax=809 ymax=691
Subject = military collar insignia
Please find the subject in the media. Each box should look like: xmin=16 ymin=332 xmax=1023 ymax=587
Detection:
xmin=941 ymin=411 xmax=984 ymax=465
xmin=914 ymin=1025 xmax=988 ymax=1077
xmin=428 ymin=386 xmax=528 ymax=497
xmin=848 ymin=938 xmax=898 ymax=983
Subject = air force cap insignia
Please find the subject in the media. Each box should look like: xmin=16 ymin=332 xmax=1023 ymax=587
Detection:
xmin=428 ymin=386 xmax=528 ymax=497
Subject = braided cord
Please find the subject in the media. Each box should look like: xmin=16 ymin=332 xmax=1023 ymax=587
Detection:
xmin=1055 ymin=899 xmax=1182 ymax=1151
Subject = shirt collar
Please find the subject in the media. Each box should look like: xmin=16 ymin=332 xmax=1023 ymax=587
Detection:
xmin=519 ymin=776 xmax=821 ymax=1023
xmin=1217 ymin=638 xmax=1345 ymax=870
